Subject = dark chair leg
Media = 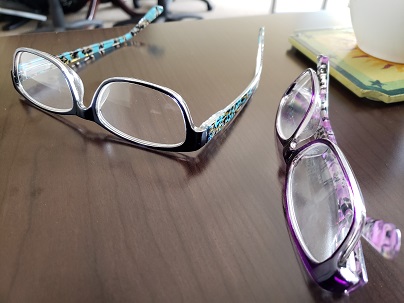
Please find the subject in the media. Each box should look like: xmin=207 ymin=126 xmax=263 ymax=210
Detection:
xmin=2 ymin=17 xmax=30 ymax=31
xmin=86 ymin=0 xmax=100 ymax=20
xmin=200 ymin=0 xmax=213 ymax=11
xmin=36 ymin=0 xmax=103 ymax=32
xmin=48 ymin=0 xmax=65 ymax=30
xmin=114 ymin=0 xmax=211 ymax=26
xmin=157 ymin=0 xmax=203 ymax=22
xmin=111 ymin=0 xmax=143 ymax=17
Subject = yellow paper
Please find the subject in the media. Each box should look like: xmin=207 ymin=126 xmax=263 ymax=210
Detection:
xmin=289 ymin=28 xmax=404 ymax=103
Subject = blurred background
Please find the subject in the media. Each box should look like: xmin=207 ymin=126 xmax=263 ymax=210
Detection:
xmin=0 ymin=0 xmax=350 ymax=36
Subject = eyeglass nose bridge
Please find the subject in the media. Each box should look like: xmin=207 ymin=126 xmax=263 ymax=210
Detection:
xmin=281 ymin=139 xmax=298 ymax=165
xmin=11 ymin=70 xmax=20 ymax=93
xmin=280 ymin=134 xmax=319 ymax=166
xmin=74 ymin=106 xmax=96 ymax=121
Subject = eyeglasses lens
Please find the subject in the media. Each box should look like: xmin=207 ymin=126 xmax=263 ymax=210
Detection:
xmin=288 ymin=143 xmax=354 ymax=263
xmin=17 ymin=51 xmax=73 ymax=112
xmin=278 ymin=71 xmax=314 ymax=140
xmin=97 ymin=82 xmax=186 ymax=145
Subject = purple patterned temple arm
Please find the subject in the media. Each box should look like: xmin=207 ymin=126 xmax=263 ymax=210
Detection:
xmin=316 ymin=55 xmax=401 ymax=261
xmin=200 ymin=27 xmax=264 ymax=141
xmin=362 ymin=217 xmax=401 ymax=259
xmin=322 ymin=142 xmax=401 ymax=261
xmin=315 ymin=54 xmax=337 ymax=144
xmin=57 ymin=5 xmax=163 ymax=67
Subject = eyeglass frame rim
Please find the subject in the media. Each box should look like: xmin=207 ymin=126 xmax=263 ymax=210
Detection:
xmin=12 ymin=47 xmax=212 ymax=152
xmin=276 ymin=65 xmax=367 ymax=293
xmin=275 ymin=68 xmax=320 ymax=147
xmin=12 ymin=24 xmax=264 ymax=153
xmin=284 ymin=138 xmax=366 ymax=293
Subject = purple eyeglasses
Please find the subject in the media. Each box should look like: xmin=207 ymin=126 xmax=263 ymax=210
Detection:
xmin=275 ymin=55 xmax=401 ymax=294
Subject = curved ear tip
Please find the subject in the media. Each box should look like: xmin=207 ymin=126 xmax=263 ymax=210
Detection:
xmin=156 ymin=5 xmax=164 ymax=14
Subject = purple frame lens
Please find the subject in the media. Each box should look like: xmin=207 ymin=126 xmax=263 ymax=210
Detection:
xmin=275 ymin=69 xmax=321 ymax=146
xmin=276 ymin=55 xmax=400 ymax=294
xmin=284 ymin=139 xmax=367 ymax=293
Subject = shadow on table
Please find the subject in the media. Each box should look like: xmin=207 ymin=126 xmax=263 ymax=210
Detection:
xmin=19 ymin=92 xmax=249 ymax=179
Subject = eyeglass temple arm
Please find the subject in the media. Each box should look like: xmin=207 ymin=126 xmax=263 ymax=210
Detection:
xmin=316 ymin=56 xmax=401 ymax=258
xmin=362 ymin=216 xmax=401 ymax=259
xmin=199 ymin=27 xmax=265 ymax=142
xmin=56 ymin=5 xmax=163 ymax=67
xmin=316 ymin=54 xmax=337 ymax=144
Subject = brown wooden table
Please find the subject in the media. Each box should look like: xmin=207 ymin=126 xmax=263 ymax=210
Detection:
xmin=0 ymin=11 xmax=403 ymax=303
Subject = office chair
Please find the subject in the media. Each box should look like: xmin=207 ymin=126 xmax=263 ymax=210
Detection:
xmin=156 ymin=0 xmax=213 ymax=22
xmin=114 ymin=0 xmax=213 ymax=26
xmin=132 ymin=0 xmax=213 ymax=12
xmin=36 ymin=0 xmax=102 ymax=32
xmin=0 ymin=0 xmax=103 ymax=31
xmin=89 ymin=0 xmax=146 ymax=19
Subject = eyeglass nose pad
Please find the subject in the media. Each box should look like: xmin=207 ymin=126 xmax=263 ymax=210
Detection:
xmin=294 ymin=97 xmax=322 ymax=143
xmin=276 ymin=69 xmax=320 ymax=144
xmin=98 ymin=84 xmax=111 ymax=108
xmin=68 ymin=67 xmax=85 ymax=108
xmin=337 ymin=241 xmax=368 ymax=293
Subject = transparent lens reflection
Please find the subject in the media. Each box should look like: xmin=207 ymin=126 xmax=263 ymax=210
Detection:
xmin=17 ymin=52 xmax=73 ymax=111
xmin=97 ymin=82 xmax=186 ymax=145
xmin=288 ymin=143 xmax=354 ymax=263
xmin=278 ymin=71 xmax=313 ymax=140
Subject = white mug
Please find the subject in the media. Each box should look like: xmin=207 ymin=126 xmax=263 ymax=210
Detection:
xmin=350 ymin=0 xmax=404 ymax=64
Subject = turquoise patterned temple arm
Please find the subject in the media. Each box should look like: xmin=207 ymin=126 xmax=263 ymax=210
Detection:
xmin=200 ymin=27 xmax=264 ymax=142
xmin=57 ymin=5 xmax=163 ymax=66
xmin=15 ymin=6 xmax=163 ymax=82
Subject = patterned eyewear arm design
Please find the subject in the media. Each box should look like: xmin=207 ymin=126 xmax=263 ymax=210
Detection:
xmin=362 ymin=217 xmax=401 ymax=259
xmin=322 ymin=143 xmax=401 ymax=260
xmin=317 ymin=55 xmax=400 ymax=260
xmin=57 ymin=5 xmax=163 ymax=67
xmin=315 ymin=55 xmax=337 ymax=144
xmin=16 ymin=6 xmax=163 ymax=82
xmin=200 ymin=27 xmax=265 ymax=142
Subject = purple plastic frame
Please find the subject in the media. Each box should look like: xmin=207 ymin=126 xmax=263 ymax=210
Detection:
xmin=275 ymin=55 xmax=401 ymax=294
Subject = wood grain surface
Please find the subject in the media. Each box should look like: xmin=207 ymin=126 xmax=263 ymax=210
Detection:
xmin=0 ymin=11 xmax=403 ymax=303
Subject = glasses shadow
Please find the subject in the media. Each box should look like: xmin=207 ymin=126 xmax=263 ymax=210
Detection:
xmin=18 ymin=33 xmax=254 ymax=177
xmin=47 ymin=38 xmax=251 ymax=177
xmin=20 ymin=94 xmax=247 ymax=178
xmin=304 ymin=273 xmax=350 ymax=303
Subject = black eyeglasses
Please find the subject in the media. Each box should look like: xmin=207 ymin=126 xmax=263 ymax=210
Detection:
xmin=11 ymin=6 xmax=265 ymax=152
